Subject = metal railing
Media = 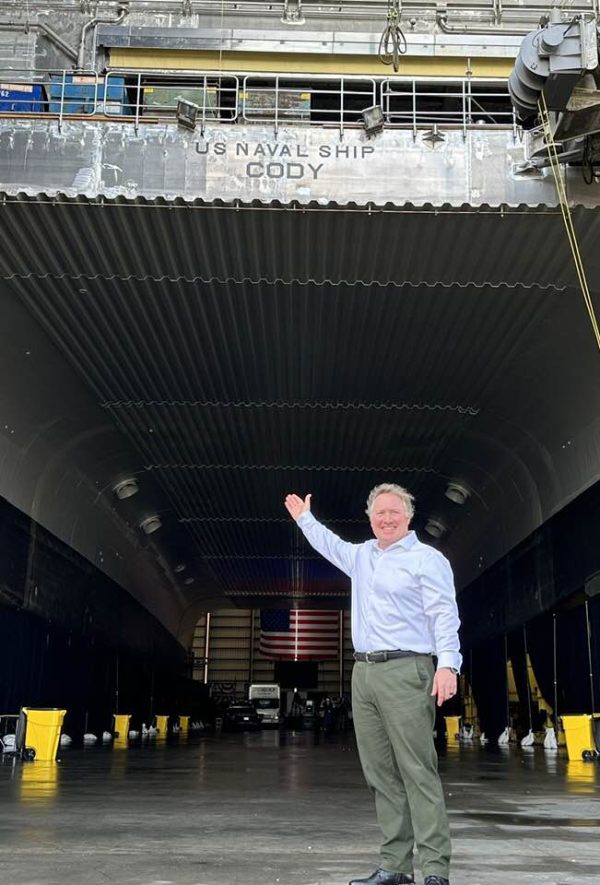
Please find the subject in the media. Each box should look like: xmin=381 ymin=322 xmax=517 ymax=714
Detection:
xmin=106 ymin=71 xmax=240 ymax=134
xmin=381 ymin=77 xmax=517 ymax=138
xmin=241 ymin=73 xmax=377 ymax=137
xmin=0 ymin=68 xmax=103 ymax=131
xmin=0 ymin=68 xmax=517 ymax=136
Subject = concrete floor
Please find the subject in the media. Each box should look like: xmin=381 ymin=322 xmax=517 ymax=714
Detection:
xmin=1 ymin=731 xmax=599 ymax=885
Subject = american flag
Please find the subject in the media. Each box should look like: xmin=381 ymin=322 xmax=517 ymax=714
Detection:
xmin=259 ymin=610 xmax=340 ymax=661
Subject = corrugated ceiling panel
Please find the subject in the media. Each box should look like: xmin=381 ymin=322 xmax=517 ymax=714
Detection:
xmin=11 ymin=277 xmax=556 ymax=404
xmin=0 ymin=194 xmax=593 ymax=291
xmin=5 ymin=192 xmax=600 ymax=604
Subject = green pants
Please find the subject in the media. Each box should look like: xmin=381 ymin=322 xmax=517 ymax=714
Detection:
xmin=352 ymin=656 xmax=451 ymax=878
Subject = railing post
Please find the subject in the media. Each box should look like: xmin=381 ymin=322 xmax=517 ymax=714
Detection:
xmin=94 ymin=70 xmax=99 ymax=116
xmin=274 ymin=75 xmax=279 ymax=138
xmin=104 ymin=70 xmax=114 ymax=117
xmin=58 ymin=68 xmax=66 ymax=132
xmin=340 ymin=75 xmax=344 ymax=140
xmin=242 ymin=75 xmax=248 ymax=122
xmin=134 ymin=72 xmax=141 ymax=134
xmin=412 ymin=79 xmax=417 ymax=141
xmin=201 ymin=74 xmax=207 ymax=136
xmin=102 ymin=71 xmax=111 ymax=117
xmin=233 ymin=75 xmax=239 ymax=123
xmin=372 ymin=77 xmax=377 ymax=123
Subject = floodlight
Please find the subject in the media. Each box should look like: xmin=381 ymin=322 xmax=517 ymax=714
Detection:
xmin=361 ymin=105 xmax=385 ymax=137
xmin=176 ymin=99 xmax=200 ymax=131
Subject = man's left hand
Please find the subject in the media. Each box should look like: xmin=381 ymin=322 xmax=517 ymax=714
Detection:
xmin=431 ymin=667 xmax=458 ymax=707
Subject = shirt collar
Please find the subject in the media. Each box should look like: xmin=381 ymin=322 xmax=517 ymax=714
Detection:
xmin=373 ymin=530 xmax=417 ymax=553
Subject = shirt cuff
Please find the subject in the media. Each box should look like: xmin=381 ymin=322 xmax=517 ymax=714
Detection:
xmin=436 ymin=652 xmax=462 ymax=672
xmin=297 ymin=511 xmax=316 ymax=528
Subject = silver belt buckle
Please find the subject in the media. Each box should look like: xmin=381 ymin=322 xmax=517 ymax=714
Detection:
xmin=365 ymin=650 xmax=384 ymax=663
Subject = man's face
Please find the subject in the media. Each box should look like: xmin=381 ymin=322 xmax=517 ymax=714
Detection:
xmin=369 ymin=492 xmax=411 ymax=549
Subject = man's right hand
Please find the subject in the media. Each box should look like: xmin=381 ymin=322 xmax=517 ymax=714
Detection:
xmin=285 ymin=493 xmax=312 ymax=522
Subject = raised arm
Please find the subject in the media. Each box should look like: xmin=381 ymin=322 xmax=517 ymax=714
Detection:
xmin=284 ymin=493 xmax=358 ymax=577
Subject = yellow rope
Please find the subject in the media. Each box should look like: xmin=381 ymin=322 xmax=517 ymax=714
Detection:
xmin=538 ymin=93 xmax=600 ymax=352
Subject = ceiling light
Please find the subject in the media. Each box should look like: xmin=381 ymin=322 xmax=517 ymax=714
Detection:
xmin=113 ymin=478 xmax=139 ymax=500
xmin=361 ymin=105 xmax=385 ymax=137
xmin=184 ymin=577 xmax=195 ymax=586
xmin=425 ymin=519 xmax=446 ymax=539
xmin=445 ymin=483 xmax=470 ymax=505
xmin=174 ymin=563 xmax=186 ymax=573
xmin=139 ymin=515 xmax=162 ymax=535
xmin=176 ymin=99 xmax=199 ymax=130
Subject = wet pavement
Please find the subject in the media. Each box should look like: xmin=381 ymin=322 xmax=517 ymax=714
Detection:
xmin=1 ymin=731 xmax=599 ymax=885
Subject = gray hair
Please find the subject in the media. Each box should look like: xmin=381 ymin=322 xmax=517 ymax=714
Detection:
xmin=365 ymin=483 xmax=415 ymax=520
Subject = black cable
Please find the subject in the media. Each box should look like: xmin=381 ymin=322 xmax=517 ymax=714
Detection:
xmin=378 ymin=0 xmax=407 ymax=72
xmin=582 ymin=136 xmax=600 ymax=185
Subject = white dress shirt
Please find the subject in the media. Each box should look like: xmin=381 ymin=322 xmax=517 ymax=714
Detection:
xmin=297 ymin=512 xmax=462 ymax=672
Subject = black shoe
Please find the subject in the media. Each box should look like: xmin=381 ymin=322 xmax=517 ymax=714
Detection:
xmin=349 ymin=870 xmax=414 ymax=885
xmin=423 ymin=877 xmax=449 ymax=885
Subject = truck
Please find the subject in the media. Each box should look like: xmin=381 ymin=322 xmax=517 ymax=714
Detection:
xmin=248 ymin=683 xmax=281 ymax=728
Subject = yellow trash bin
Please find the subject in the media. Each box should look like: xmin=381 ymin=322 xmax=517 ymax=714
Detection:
xmin=21 ymin=708 xmax=66 ymax=762
xmin=444 ymin=716 xmax=461 ymax=741
xmin=113 ymin=714 xmax=131 ymax=739
xmin=178 ymin=716 xmax=190 ymax=733
xmin=562 ymin=715 xmax=598 ymax=761
xmin=155 ymin=715 xmax=169 ymax=735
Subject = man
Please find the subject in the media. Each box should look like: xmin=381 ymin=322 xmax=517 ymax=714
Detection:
xmin=284 ymin=483 xmax=462 ymax=885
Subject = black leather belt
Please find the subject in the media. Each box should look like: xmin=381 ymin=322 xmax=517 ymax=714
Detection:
xmin=353 ymin=649 xmax=426 ymax=663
